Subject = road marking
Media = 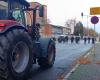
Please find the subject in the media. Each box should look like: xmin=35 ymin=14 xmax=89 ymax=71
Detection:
xmin=64 ymin=64 xmax=79 ymax=80
xmin=64 ymin=52 xmax=92 ymax=80
xmin=84 ymin=52 xmax=91 ymax=58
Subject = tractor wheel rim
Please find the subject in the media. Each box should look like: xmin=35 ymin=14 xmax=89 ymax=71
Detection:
xmin=11 ymin=41 xmax=29 ymax=73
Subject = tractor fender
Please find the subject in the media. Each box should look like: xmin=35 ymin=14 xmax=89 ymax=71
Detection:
xmin=38 ymin=37 xmax=56 ymax=58
xmin=0 ymin=25 xmax=28 ymax=35
xmin=0 ymin=20 xmax=28 ymax=34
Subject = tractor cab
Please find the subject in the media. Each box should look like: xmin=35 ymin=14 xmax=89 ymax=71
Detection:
xmin=0 ymin=0 xmax=30 ymax=24
xmin=0 ymin=0 xmax=44 ymax=40
xmin=0 ymin=0 xmax=29 ymax=19
xmin=0 ymin=0 xmax=44 ymax=27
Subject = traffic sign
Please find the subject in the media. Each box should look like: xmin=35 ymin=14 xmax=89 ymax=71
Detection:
xmin=90 ymin=7 xmax=100 ymax=15
xmin=91 ymin=16 xmax=99 ymax=24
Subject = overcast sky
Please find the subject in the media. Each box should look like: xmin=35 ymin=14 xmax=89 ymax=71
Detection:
xmin=27 ymin=0 xmax=100 ymax=33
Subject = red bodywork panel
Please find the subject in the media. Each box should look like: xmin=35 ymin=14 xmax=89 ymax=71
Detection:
xmin=0 ymin=20 xmax=18 ymax=32
xmin=0 ymin=20 xmax=18 ymax=26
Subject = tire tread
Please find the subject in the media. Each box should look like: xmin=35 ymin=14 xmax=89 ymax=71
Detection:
xmin=0 ymin=29 xmax=32 ymax=80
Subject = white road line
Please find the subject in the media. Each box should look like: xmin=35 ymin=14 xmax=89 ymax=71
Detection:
xmin=64 ymin=64 xmax=79 ymax=80
xmin=64 ymin=51 xmax=92 ymax=80
xmin=84 ymin=52 xmax=91 ymax=58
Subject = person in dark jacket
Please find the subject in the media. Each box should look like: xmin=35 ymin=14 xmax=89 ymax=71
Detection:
xmin=92 ymin=37 xmax=95 ymax=44
xmin=84 ymin=37 xmax=87 ymax=44
xmin=65 ymin=36 xmax=68 ymax=43
xmin=71 ymin=36 xmax=74 ymax=43
xmin=88 ymin=37 xmax=91 ymax=44
xmin=75 ymin=36 xmax=80 ymax=44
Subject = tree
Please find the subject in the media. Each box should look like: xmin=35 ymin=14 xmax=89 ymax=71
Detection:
xmin=88 ymin=28 xmax=97 ymax=37
xmin=83 ymin=27 xmax=98 ymax=37
xmin=74 ymin=21 xmax=83 ymax=36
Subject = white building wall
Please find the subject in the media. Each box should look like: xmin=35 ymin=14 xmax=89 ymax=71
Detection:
xmin=65 ymin=19 xmax=76 ymax=34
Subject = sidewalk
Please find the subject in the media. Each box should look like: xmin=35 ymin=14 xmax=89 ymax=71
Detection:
xmin=65 ymin=43 xmax=100 ymax=80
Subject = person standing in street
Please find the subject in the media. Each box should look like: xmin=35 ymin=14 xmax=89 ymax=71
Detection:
xmin=78 ymin=36 xmax=80 ymax=43
xmin=71 ymin=36 xmax=74 ymax=44
xmin=75 ymin=36 xmax=80 ymax=44
xmin=65 ymin=36 xmax=68 ymax=43
xmin=84 ymin=37 xmax=87 ymax=44
xmin=92 ymin=37 xmax=95 ymax=44
xmin=88 ymin=37 xmax=91 ymax=44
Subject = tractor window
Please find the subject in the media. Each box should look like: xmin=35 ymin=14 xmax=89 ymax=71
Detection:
xmin=0 ymin=1 xmax=8 ymax=20
xmin=11 ymin=2 xmax=26 ymax=24
xmin=12 ymin=10 xmax=23 ymax=22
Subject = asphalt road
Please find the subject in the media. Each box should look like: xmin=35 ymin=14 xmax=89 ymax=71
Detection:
xmin=28 ymin=41 xmax=92 ymax=80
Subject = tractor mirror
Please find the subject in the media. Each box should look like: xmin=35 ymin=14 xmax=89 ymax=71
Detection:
xmin=39 ymin=6 xmax=44 ymax=17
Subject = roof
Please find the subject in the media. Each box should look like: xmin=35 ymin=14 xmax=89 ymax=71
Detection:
xmin=50 ymin=24 xmax=71 ymax=29
xmin=30 ymin=2 xmax=42 ymax=8
xmin=16 ymin=0 xmax=30 ymax=7
xmin=1 ymin=0 xmax=30 ymax=7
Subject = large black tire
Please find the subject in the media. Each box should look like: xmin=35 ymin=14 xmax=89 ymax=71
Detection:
xmin=38 ymin=40 xmax=56 ymax=68
xmin=0 ymin=29 xmax=33 ymax=80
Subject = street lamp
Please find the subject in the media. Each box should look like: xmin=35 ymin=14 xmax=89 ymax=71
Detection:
xmin=81 ymin=12 xmax=89 ymax=36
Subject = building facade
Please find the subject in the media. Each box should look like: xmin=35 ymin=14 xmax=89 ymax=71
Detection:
xmin=65 ymin=19 xmax=76 ymax=34
xmin=49 ymin=24 xmax=71 ymax=38
xmin=62 ymin=26 xmax=71 ymax=35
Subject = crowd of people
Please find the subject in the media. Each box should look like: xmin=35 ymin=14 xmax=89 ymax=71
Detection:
xmin=83 ymin=36 xmax=96 ymax=44
xmin=53 ymin=35 xmax=96 ymax=44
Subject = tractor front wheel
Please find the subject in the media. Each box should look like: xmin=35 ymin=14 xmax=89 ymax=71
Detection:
xmin=38 ymin=41 xmax=55 ymax=68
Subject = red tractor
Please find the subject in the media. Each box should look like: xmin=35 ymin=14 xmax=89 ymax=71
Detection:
xmin=0 ymin=0 xmax=56 ymax=80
